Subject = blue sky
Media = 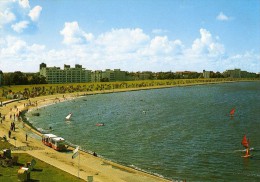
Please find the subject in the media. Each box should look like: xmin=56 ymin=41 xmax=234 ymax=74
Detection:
xmin=0 ymin=0 xmax=259 ymax=73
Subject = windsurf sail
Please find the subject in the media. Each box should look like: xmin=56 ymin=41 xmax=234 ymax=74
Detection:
xmin=65 ymin=113 xmax=72 ymax=120
xmin=230 ymin=108 xmax=235 ymax=116
xmin=241 ymin=135 xmax=249 ymax=148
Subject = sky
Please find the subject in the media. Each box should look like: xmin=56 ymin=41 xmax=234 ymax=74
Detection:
xmin=0 ymin=0 xmax=259 ymax=73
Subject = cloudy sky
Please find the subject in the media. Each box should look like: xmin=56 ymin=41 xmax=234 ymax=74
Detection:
xmin=0 ymin=0 xmax=259 ymax=73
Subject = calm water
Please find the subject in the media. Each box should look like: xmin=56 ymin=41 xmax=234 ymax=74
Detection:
xmin=27 ymin=82 xmax=260 ymax=181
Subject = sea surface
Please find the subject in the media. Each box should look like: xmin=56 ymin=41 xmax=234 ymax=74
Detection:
xmin=26 ymin=81 xmax=260 ymax=181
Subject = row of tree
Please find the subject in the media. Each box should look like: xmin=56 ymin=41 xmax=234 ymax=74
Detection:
xmin=2 ymin=72 xmax=47 ymax=85
xmin=1 ymin=71 xmax=259 ymax=86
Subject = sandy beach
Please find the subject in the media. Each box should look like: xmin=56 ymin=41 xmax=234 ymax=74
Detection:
xmin=0 ymin=87 xmax=174 ymax=182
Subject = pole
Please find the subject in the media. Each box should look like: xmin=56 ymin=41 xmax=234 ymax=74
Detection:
xmin=78 ymin=148 xmax=80 ymax=178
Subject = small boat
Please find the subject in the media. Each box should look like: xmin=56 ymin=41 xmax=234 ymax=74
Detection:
xmin=96 ymin=123 xmax=105 ymax=126
xmin=65 ymin=113 xmax=72 ymax=120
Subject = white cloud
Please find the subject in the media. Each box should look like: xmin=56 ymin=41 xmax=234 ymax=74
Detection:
xmin=29 ymin=5 xmax=42 ymax=21
xmin=18 ymin=0 xmax=30 ymax=9
xmin=27 ymin=44 xmax=45 ymax=52
xmin=60 ymin=21 xmax=94 ymax=45
xmin=152 ymin=29 xmax=169 ymax=34
xmin=1 ymin=26 xmax=259 ymax=73
xmin=11 ymin=20 xmax=29 ymax=33
xmin=96 ymin=28 xmax=149 ymax=53
xmin=0 ymin=36 xmax=46 ymax=72
xmin=1 ymin=0 xmax=42 ymax=33
xmin=1 ymin=36 xmax=45 ymax=55
xmin=138 ymin=36 xmax=184 ymax=57
xmin=216 ymin=12 xmax=232 ymax=21
xmin=1 ymin=36 xmax=27 ymax=54
xmin=189 ymin=28 xmax=225 ymax=56
xmin=0 ymin=9 xmax=16 ymax=24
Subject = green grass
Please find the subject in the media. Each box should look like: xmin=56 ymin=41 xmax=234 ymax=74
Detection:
xmin=0 ymin=138 xmax=84 ymax=182
xmin=1 ymin=78 xmax=258 ymax=102
xmin=0 ymin=137 xmax=13 ymax=150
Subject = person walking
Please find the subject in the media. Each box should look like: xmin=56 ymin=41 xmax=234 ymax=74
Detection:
xmin=8 ymin=130 xmax=11 ymax=138
xmin=26 ymin=133 xmax=28 ymax=141
xmin=10 ymin=122 xmax=13 ymax=131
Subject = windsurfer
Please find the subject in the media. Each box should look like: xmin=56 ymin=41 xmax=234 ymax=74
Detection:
xmin=241 ymin=135 xmax=251 ymax=158
xmin=245 ymin=148 xmax=250 ymax=157
xmin=230 ymin=108 xmax=235 ymax=117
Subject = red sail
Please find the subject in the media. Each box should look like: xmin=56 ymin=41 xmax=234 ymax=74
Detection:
xmin=230 ymin=108 xmax=235 ymax=116
xmin=241 ymin=135 xmax=249 ymax=148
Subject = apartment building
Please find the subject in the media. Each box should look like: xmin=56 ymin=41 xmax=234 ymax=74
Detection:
xmin=91 ymin=70 xmax=103 ymax=82
xmin=223 ymin=69 xmax=241 ymax=78
xmin=91 ymin=69 xmax=127 ymax=82
xmin=39 ymin=63 xmax=91 ymax=84
xmin=203 ymin=70 xmax=211 ymax=78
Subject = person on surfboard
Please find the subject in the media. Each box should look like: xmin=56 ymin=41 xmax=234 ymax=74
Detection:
xmin=245 ymin=147 xmax=250 ymax=157
xmin=241 ymin=135 xmax=251 ymax=158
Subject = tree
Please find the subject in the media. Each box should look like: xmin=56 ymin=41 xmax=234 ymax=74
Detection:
xmin=12 ymin=71 xmax=28 ymax=85
xmin=29 ymin=73 xmax=47 ymax=84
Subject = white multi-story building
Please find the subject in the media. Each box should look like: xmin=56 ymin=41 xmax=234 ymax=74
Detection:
xmin=40 ymin=63 xmax=91 ymax=84
xmin=91 ymin=69 xmax=127 ymax=82
xmin=91 ymin=70 xmax=103 ymax=82
xmin=101 ymin=69 xmax=126 ymax=82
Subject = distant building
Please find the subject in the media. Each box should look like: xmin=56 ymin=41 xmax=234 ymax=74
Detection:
xmin=139 ymin=72 xmax=152 ymax=80
xmin=0 ymin=70 xmax=3 ymax=86
xmin=102 ymin=69 xmax=115 ymax=81
xmin=114 ymin=69 xmax=126 ymax=81
xmin=203 ymin=70 xmax=211 ymax=78
xmin=223 ymin=69 xmax=241 ymax=78
xmin=223 ymin=69 xmax=257 ymax=78
xmin=39 ymin=63 xmax=91 ymax=84
xmin=241 ymin=71 xmax=257 ymax=78
xmin=175 ymin=71 xmax=198 ymax=79
xmin=91 ymin=70 xmax=103 ymax=82
xmin=91 ymin=69 xmax=127 ymax=82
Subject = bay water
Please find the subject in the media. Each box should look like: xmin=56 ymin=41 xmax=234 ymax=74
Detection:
xmin=27 ymin=82 xmax=260 ymax=181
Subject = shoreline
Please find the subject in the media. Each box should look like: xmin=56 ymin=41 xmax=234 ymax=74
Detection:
xmin=1 ymin=85 xmax=176 ymax=182
xmin=0 ymin=80 xmax=258 ymax=181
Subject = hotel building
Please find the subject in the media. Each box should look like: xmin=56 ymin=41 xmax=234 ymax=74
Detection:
xmin=40 ymin=63 xmax=127 ymax=83
xmin=39 ymin=63 xmax=91 ymax=84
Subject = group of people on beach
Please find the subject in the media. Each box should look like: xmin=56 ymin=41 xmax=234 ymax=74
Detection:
xmin=8 ymin=122 xmax=16 ymax=139
xmin=0 ymin=112 xmax=5 ymax=123
xmin=10 ymin=122 xmax=16 ymax=132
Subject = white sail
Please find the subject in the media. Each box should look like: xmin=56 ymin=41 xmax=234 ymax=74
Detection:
xmin=65 ymin=113 xmax=72 ymax=120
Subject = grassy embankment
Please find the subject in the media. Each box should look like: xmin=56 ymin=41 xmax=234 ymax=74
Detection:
xmin=0 ymin=138 xmax=84 ymax=182
xmin=0 ymin=78 xmax=259 ymax=101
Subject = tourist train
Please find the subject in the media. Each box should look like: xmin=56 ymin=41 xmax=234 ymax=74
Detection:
xmin=42 ymin=134 xmax=66 ymax=151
